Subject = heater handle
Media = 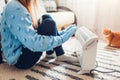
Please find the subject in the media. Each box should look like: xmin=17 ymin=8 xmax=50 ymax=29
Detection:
xmin=83 ymin=39 xmax=98 ymax=50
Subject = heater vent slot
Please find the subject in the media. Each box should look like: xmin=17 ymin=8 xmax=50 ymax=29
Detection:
xmin=79 ymin=29 xmax=89 ymax=41
xmin=78 ymin=27 xmax=96 ymax=42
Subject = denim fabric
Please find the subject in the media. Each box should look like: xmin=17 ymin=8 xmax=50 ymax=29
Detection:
xmin=0 ymin=50 xmax=2 ymax=64
xmin=37 ymin=14 xmax=64 ymax=56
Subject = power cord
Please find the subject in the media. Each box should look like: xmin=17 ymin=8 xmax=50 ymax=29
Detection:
xmin=65 ymin=50 xmax=120 ymax=74
xmin=90 ymin=61 xmax=120 ymax=74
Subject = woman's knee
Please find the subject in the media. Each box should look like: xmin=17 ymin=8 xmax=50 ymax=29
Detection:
xmin=43 ymin=18 xmax=56 ymax=29
xmin=42 ymin=14 xmax=52 ymax=20
xmin=37 ymin=18 xmax=57 ymax=35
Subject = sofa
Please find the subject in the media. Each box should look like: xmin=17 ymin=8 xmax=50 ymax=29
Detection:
xmin=38 ymin=0 xmax=76 ymax=30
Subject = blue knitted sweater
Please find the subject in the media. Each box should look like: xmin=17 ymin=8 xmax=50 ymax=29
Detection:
xmin=0 ymin=0 xmax=77 ymax=65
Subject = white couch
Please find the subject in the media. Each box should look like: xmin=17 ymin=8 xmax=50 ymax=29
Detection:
xmin=48 ymin=12 xmax=75 ymax=30
xmin=38 ymin=0 xmax=76 ymax=30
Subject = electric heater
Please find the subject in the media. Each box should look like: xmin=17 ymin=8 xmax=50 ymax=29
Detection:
xmin=75 ymin=26 xmax=98 ymax=74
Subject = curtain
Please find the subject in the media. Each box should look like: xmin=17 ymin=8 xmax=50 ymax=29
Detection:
xmin=95 ymin=0 xmax=120 ymax=39
xmin=56 ymin=0 xmax=120 ymax=39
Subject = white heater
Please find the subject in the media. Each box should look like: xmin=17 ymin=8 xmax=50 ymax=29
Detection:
xmin=75 ymin=26 xmax=98 ymax=74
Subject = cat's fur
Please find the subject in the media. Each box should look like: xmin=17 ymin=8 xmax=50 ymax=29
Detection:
xmin=103 ymin=28 xmax=120 ymax=48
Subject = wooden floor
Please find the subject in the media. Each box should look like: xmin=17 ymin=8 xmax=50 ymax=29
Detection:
xmin=0 ymin=37 xmax=120 ymax=80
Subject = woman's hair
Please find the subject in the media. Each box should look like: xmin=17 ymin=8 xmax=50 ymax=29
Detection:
xmin=18 ymin=0 xmax=39 ymax=29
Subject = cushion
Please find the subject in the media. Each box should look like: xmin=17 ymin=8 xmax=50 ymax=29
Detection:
xmin=38 ymin=0 xmax=47 ymax=14
xmin=47 ymin=11 xmax=75 ymax=30
xmin=42 ymin=0 xmax=57 ymax=12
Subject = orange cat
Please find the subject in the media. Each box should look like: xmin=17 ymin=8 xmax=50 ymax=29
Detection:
xmin=103 ymin=28 xmax=120 ymax=48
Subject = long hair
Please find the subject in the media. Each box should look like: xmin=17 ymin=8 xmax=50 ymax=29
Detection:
xmin=18 ymin=0 xmax=39 ymax=29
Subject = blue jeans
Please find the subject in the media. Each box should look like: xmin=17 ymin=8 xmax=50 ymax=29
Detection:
xmin=37 ymin=14 xmax=64 ymax=56
xmin=15 ymin=15 xmax=64 ymax=69
xmin=0 ymin=50 xmax=2 ymax=64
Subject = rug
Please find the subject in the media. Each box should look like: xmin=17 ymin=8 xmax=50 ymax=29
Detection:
xmin=0 ymin=37 xmax=120 ymax=80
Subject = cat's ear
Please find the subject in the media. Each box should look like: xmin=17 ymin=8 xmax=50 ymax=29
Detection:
xmin=104 ymin=27 xmax=110 ymax=30
xmin=104 ymin=28 xmax=111 ymax=31
xmin=103 ymin=28 xmax=111 ymax=35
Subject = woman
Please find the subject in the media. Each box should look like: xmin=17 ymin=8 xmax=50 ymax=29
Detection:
xmin=1 ymin=0 xmax=77 ymax=69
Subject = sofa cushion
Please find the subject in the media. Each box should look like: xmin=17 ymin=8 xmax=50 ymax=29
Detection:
xmin=42 ymin=0 xmax=57 ymax=12
xmin=47 ymin=11 xmax=75 ymax=30
xmin=38 ymin=0 xmax=47 ymax=14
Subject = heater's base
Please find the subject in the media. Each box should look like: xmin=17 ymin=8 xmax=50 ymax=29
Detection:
xmin=78 ymin=70 xmax=91 ymax=74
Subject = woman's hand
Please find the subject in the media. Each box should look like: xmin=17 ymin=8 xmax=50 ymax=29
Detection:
xmin=58 ymin=24 xmax=77 ymax=35
xmin=60 ymin=25 xmax=77 ymax=43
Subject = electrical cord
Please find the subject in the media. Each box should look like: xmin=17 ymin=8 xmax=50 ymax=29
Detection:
xmin=65 ymin=50 xmax=120 ymax=74
xmin=90 ymin=61 xmax=120 ymax=74
xmin=90 ymin=69 xmax=119 ymax=74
